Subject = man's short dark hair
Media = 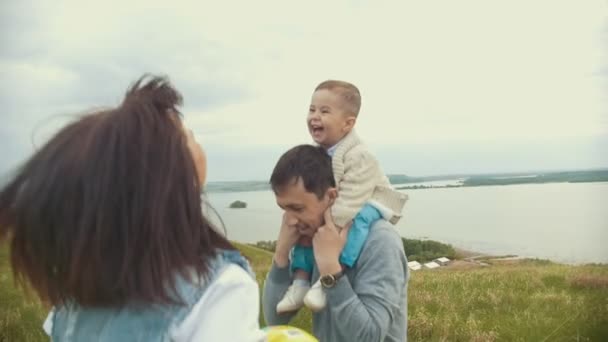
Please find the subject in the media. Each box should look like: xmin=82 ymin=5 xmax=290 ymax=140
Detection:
xmin=270 ymin=145 xmax=335 ymax=199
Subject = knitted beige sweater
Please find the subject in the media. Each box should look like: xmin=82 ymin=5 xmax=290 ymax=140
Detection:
xmin=331 ymin=130 xmax=408 ymax=227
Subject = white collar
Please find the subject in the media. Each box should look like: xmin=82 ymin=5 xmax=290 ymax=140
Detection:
xmin=327 ymin=142 xmax=340 ymax=157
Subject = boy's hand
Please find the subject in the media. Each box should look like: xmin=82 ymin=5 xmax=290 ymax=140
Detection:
xmin=313 ymin=208 xmax=351 ymax=275
xmin=274 ymin=213 xmax=301 ymax=268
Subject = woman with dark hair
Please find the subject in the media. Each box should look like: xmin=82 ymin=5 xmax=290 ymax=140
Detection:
xmin=0 ymin=76 xmax=265 ymax=341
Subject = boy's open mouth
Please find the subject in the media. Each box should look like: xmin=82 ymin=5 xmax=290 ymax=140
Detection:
xmin=310 ymin=123 xmax=324 ymax=135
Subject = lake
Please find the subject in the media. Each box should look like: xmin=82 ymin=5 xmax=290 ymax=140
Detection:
xmin=204 ymin=182 xmax=608 ymax=264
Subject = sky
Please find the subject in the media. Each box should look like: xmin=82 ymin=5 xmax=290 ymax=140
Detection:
xmin=1 ymin=0 xmax=607 ymax=181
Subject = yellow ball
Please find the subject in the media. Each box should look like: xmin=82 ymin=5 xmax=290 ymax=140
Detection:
xmin=262 ymin=325 xmax=318 ymax=342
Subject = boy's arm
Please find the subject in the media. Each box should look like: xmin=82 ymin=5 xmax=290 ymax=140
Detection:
xmin=262 ymin=261 xmax=299 ymax=326
xmin=332 ymin=147 xmax=383 ymax=227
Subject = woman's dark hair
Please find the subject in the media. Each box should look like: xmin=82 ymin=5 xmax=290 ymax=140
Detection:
xmin=270 ymin=144 xmax=335 ymax=199
xmin=0 ymin=75 xmax=233 ymax=307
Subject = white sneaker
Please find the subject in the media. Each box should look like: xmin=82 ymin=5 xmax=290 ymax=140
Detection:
xmin=303 ymin=279 xmax=327 ymax=312
xmin=276 ymin=284 xmax=310 ymax=314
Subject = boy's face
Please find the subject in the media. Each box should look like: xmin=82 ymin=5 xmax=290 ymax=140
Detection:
xmin=307 ymin=89 xmax=356 ymax=149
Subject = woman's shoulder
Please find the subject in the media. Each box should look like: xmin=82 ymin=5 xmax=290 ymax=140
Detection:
xmin=171 ymin=264 xmax=264 ymax=341
xmin=210 ymin=263 xmax=258 ymax=287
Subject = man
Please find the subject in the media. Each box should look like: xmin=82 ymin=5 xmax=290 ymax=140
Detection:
xmin=262 ymin=145 xmax=409 ymax=342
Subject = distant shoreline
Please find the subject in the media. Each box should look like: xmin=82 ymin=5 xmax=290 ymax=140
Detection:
xmin=396 ymin=179 xmax=608 ymax=190
xmin=205 ymin=169 xmax=608 ymax=193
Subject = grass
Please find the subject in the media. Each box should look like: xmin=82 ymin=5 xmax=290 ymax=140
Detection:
xmin=409 ymin=261 xmax=608 ymax=341
xmin=2 ymin=243 xmax=608 ymax=341
xmin=0 ymin=244 xmax=49 ymax=342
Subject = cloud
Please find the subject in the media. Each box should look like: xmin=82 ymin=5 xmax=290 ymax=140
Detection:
xmin=1 ymin=0 xmax=607 ymax=180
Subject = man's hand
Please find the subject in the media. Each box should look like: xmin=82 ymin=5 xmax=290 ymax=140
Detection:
xmin=313 ymin=208 xmax=351 ymax=275
xmin=274 ymin=213 xmax=301 ymax=268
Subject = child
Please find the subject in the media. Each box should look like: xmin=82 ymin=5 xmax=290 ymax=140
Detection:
xmin=276 ymin=80 xmax=408 ymax=313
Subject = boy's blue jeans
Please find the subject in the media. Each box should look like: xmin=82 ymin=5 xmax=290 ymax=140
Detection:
xmin=290 ymin=204 xmax=382 ymax=273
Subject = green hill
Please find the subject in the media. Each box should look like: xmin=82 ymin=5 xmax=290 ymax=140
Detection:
xmin=463 ymin=170 xmax=608 ymax=187
xmin=386 ymin=174 xmax=425 ymax=184
xmin=2 ymin=243 xmax=607 ymax=341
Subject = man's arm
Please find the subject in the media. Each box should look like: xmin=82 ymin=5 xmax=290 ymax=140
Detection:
xmin=262 ymin=261 xmax=300 ymax=325
xmin=262 ymin=214 xmax=302 ymax=326
xmin=324 ymin=224 xmax=408 ymax=341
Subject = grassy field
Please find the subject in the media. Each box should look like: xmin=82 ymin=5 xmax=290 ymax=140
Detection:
xmin=406 ymin=259 xmax=608 ymax=341
xmin=0 ymin=244 xmax=49 ymax=342
xmin=2 ymin=243 xmax=608 ymax=341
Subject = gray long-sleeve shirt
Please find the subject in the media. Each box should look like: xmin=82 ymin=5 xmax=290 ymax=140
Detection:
xmin=262 ymin=220 xmax=409 ymax=342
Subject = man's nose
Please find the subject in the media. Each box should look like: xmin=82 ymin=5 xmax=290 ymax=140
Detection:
xmin=285 ymin=213 xmax=299 ymax=226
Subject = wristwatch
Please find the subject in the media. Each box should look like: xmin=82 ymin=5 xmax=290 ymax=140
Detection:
xmin=319 ymin=270 xmax=344 ymax=288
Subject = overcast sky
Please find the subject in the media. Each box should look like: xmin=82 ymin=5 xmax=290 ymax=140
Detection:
xmin=1 ymin=0 xmax=607 ymax=181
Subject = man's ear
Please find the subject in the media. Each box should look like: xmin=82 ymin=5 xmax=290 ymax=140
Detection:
xmin=326 ymin=187 xmax=338 ymax=204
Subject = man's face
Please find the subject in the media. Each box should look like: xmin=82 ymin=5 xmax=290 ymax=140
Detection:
xmin=275 ymin=177 xmax=335 ymax=237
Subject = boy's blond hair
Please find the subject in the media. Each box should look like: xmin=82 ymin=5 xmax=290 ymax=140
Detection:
xmin=315 ymin=80 xmax=361 ymax=117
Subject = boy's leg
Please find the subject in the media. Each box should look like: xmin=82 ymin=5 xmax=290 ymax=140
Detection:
xmin=339 ymin=204 xmax=382 ymax=267
xmin=277 ymin=238 xmax=314 ymax=313
xmin=290 ymin=237 xmax=314 ymax=275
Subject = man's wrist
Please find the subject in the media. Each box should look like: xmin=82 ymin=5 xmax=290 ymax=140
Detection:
xmin=273 ymin=250 xmax=290 ymax=268
xmin=318 ymin=261 xmax=342 ymax=276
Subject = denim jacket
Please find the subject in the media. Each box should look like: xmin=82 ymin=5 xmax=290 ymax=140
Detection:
xmin=48 ymin=249 xmax=253 ymax=342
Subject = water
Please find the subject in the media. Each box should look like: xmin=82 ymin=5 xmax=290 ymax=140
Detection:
xmin=204 ymin=182 xmax=608 ymax=264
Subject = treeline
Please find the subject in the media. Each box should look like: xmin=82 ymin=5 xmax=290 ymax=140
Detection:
xmin=402 ymin=238 xmax=456 ymax=262
xmin=252 ymin=238 xmax=456 ymax=263
xmin=253 ymin=240 xmax=277 ymax=252
xmin=204 ymin=181 xmax=270 ymax=193
xmin=463 ymin=170 xmax=608 ymax=187
xmin=386 ymin=174 xmax=424 ymax=184
xmin=397 ymin=184 xmax=462 ymax=190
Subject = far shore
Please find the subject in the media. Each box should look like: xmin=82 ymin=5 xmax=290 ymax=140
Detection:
xmin=206 ymin=169 xmax=608 ymax=193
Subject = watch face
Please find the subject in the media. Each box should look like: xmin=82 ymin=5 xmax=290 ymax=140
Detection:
xmin=320 ymin=274 xmax=336 ymax=288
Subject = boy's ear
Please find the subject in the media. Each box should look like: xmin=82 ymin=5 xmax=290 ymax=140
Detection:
xmin=343 ymin=116 xmax=356 ymax=132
